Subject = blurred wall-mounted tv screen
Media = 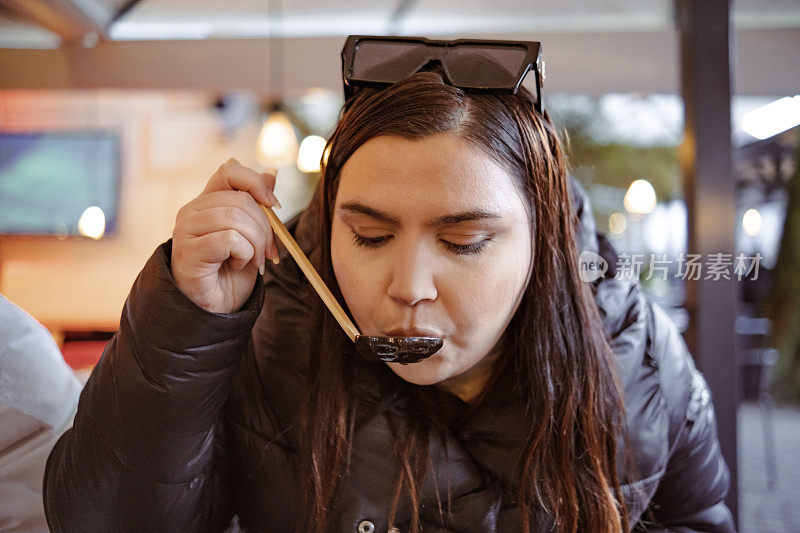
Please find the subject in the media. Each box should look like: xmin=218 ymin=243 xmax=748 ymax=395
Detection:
xmin=0 ymin=131 xmax=120 ymax=237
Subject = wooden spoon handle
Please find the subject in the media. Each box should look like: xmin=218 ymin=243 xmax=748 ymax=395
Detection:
xmin=259 ymin=203 xmax=360 ymax=342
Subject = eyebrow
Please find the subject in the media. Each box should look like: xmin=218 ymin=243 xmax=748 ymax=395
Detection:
xmin=339 ymin=201 xmax=502 ymax=227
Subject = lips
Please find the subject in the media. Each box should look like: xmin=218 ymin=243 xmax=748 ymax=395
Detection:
xmin=383 ymin=327 xmax=442 ymax=339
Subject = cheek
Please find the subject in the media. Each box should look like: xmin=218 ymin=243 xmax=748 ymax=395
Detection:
xmin=331 ymin=226 xmax=357 ymax=304
xmin=444 ymin=243 xmax=531 ymax=340
xmin=330 ymin=224 xmax=382 ymax=328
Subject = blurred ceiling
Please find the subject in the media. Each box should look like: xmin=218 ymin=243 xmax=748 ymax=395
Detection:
xmin=0 ymin=0 xmax=798 ymax=96
xmin=3 ymin=0 xmax=799 ymax=42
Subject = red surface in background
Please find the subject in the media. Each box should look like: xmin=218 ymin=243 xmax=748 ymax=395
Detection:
xmin=61 ymin=340 xmax=107 ymax=370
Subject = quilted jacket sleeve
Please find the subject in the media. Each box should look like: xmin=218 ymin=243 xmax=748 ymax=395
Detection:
xmin=43 ymin=239 xmax=265 ymax=532
xmin=640 ymin=301 xmax=736 ymax=532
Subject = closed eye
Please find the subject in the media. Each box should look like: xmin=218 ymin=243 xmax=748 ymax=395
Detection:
xmin=440 ymin=238 xmax=491 ymax=255
xmin=350 ymin=230 xmax=492 ymax=255
xmin=351 ymin=230 xmax=392 ymax=248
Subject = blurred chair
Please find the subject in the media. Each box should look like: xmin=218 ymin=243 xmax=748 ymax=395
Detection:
xmin=735 ymin=315 xmax=778 ymax=490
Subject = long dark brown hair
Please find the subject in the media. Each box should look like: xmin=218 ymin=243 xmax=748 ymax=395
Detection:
xmin=296 ymin=67 xmax=628 ymax=532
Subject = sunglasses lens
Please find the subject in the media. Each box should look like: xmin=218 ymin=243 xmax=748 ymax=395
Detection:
xmin=444 ymin=45 xmax=528 ymax=88
xmin=352 ymin=41 xmax=429 ymax=82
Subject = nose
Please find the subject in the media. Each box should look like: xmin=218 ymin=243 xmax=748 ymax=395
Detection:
xmin=386 ymin=241 xmax=438 ymax=307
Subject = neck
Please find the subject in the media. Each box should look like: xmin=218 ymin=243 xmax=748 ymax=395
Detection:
xmin=436 ymin=347 xmax=504 ymax=404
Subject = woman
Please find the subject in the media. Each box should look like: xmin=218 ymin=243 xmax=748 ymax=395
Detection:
xmin=44 ymin=37 xmax=734 ymax=532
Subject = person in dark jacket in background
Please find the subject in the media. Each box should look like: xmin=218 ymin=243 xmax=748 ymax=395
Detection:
xmin=44 ymin=37 xmax=735 ymax=532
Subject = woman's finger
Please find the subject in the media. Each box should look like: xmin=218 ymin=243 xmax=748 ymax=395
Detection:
xmin=184 ymin=229 xmax=256 ymax=271
xmin=178 ymin=206 xmax=271 ymax=268
xmin=186 ymin=189 xmax=277 ymax=261
xmin=187 ymin=189 xmax=270 ymax=237
xmin=204 ymin=159 xmax=281 ymax=209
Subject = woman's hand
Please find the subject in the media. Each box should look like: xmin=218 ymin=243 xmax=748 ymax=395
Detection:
xmin=171 ymin=159 xmax=281 ymax=314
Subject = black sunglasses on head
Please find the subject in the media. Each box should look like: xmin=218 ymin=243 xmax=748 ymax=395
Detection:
xmin=341 ymin=35 xmax=544 ymax=112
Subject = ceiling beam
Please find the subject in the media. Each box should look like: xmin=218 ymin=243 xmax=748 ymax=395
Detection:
xmin=1 ymin=0 xmax=115 ymax=41
xmin=388 ymin=0 xmax=418 ymax=35
xmin=0 ymin=29 xmax=797 ymax=96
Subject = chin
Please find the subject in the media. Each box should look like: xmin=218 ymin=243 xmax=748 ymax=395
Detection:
xmin=386 ymin=350 xmax=455 ymax=386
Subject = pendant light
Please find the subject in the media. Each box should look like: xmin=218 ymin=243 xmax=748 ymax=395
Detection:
xmin=296 ymin=134 xmax=327 ymax=173
xmin=257 ymin=102 xmax=299 ymax=168
xmin=256 ymin=0 xmax=298 ymax=168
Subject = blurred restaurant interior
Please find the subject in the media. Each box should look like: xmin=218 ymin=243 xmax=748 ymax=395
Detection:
xmin=1 ymin=1 xmax=799 ymax=531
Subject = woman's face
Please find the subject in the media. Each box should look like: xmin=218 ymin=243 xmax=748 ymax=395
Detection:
xmin=331 ymin=133 xmax=533 ymax=399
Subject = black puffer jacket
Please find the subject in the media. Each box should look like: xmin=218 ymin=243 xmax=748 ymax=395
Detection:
xmin=44 ymin=179 xmax=735 ymax=532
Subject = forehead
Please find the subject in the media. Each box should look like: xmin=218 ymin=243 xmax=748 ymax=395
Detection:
xmin=336 ymin=133 xmax=525 ymax=215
